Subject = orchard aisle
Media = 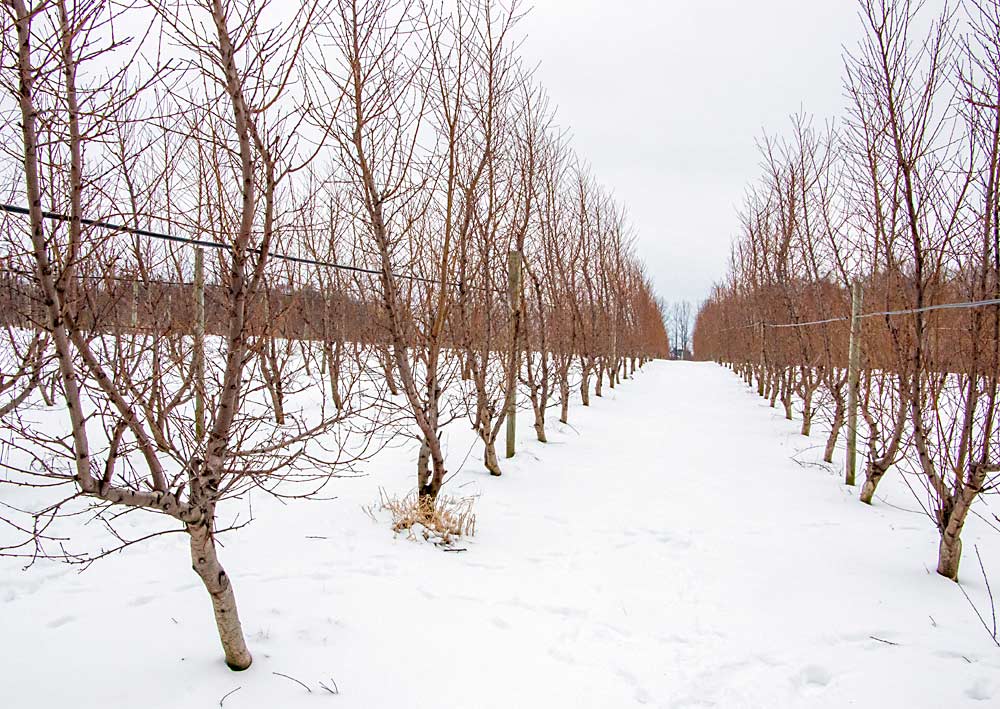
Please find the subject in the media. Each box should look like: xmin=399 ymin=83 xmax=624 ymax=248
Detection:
xmin=2 ymin=362 xmax=998 ymax=708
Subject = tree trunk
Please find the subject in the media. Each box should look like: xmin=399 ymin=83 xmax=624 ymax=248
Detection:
xmin=937 ymin=534 xmax=962 ymax=581
xmin=781 ymin=370 xmax=793 ymax=420
xmin=269 ymin=377 xmax=285 ymax=425
xmin=261 ymin=354 xmax=285 ymax=425
xmin=529 ymin=384 xmax=548 ymax=443
xmin=324 ymin=342 xmax=343 ymax=411
xmin=800 ymin=386 xmax=813 ymax=436
xmin=301 ymin=342 xmax=312 ymax=378
xmin=559 ymin=374 xmax=570 ymax=423
xmin=859 ymin=460 xmax=888 ymax=504
xmin=768 ymin=370 xmax=780 ymax=407
xmin=937 ymin=491 xmax=975 ymax=581
xmin=823 ymin=397 xmax=845 ymax=463
xmin=484 ymin=439 xmax=501 ymax=476
xmin=533 ymin=410 xmax=547 ymax=443
xmin=188 ymin=523 xmax=252 ymax=671
xmin=580 ymin=368 xmax=591 ymax=406
xmin=416 ymin=435 xmax=446 ymax=501
xmin=380 ymin=347 xmax=399 ymax=395
xmin=417 ymin=438 xmax=431 ymax=488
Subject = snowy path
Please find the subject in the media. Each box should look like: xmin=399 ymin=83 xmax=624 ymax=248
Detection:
xmin=2 ymin=361 xmax=999 ymax=707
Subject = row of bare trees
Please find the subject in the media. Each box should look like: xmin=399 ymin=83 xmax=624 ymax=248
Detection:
xmin=694 ymin=0 xmax=1000 ymax=583
xmin=0 ymin=0 xmax=668 ymax=672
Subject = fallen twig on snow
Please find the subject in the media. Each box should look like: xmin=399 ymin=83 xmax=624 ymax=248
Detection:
xmin=219 ymin=687 xmax=241 ymax=707
xmin=319 ymin=678 xmax=340 ymax=695
xmin=273 ymin=672 xmax=312 ymax=692
xmin=869 ymin=635 xmax=899 ymax=646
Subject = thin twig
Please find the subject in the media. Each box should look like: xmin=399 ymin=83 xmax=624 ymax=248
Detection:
xmin=956 ymin=581 xmax=1000 ymax=648
xmin=974 ymin=545 xmax=999 ymax=645
xmin=219 ymin=687 xmax=241 ymax=707
xmin=273 ymin=672 xmax=312 ymax=693
xmin=869 ymin=635 xmax=899 ymax=646
xmin=319 ymin=678 xmax=340 ymax=695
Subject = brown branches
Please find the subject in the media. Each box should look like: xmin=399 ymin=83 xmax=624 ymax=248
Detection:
xmin=695 ymin=0 xmax=1000 ymax=585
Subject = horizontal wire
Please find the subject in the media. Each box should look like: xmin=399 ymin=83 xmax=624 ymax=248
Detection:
xmin=768 ymin=298 xmax=1000 ymax=329
xmin=0 ymin=203 xmax=456 ymax=289
xmin=712 ymin=297 xmax=1000 ymax=332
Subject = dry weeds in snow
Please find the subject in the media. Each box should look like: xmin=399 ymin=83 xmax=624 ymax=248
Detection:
xmin=367 ymin=488 xmax=477 ymax=546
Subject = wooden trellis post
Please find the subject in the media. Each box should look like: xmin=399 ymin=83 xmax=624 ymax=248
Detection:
xmin=845 ymin=281 xmax=863 ymax=486
xmin=505 ymin=250 xmax=522 ymax=459
xmin=194 ymin=246 xmax=206 ymax=440
xmin=757 ymin=320 xmax=766 ymax=397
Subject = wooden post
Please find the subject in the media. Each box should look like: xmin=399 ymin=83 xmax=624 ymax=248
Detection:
xmin=505 ymin=250 xmax=522 ymax=459
xmin=845 ymin=281 xmax=863 ymax=486
xmin=757 ymin=320 xmax=766 ymax=396
xmin=194 ymin=247 xmax=206 ymax=440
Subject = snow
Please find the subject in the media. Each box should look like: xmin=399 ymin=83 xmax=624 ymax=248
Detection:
xmin=2 ymin=361 xmax=999 ymax=707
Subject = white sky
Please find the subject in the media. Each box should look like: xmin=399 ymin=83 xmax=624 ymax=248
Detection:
xmin=518 ymin=1 xmax=865 ymax=307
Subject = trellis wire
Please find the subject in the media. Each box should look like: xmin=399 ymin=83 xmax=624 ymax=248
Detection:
xmin=0 ymin=203 xmax=455 ymax=288
xmin=714 ymin=297 xmax=1000 ymax=333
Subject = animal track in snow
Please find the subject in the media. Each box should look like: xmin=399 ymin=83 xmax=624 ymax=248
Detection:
xmin=541 ymin=604 xmax=587 ymax=619
xmin=670 ymin=699 xmax=716 ymax=708
xmin=490 ymin=616 xmax=510 ymax=630
xmin=965 ymin=678 xmax=994 ymax=701
xmin=47 ymin=615 xmax=75 ymax=628
xmin=547 ymin=646 xmax=576 ymax=665
xmin=793 ymin=664 xmax=832 ymax=693
xmin=933 ymin=648 xmax=976 ymax=663
xmin=616 ymin=668 xmax=653 ymax=704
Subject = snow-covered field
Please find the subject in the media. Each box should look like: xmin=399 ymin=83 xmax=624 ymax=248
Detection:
xmin=2 ymin=361 xmax=998 ymax=708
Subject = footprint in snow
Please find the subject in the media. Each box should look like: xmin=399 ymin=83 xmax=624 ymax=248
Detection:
xmin=542 ymin=604 xmax=587 ymax=619
xmin=129 ymin=595 xmax=154 ymax=607
xmin=671 ymin=699 xmax=716 ymax=708
xmin=547 ymin=646 xmax=576 ymax=665
xmin=794 ymin=665 xmax=832 ymax=693
xmin=933 ymin=649 xmax=975 ymax=663
xmin=616 ymin=668 xmax=653 ymax=705
xmin=965 ymin=678 xmax=994 ymax=701
xmin=491 ymin=616 xmax=510 ymax=630
xmin=47 ymin=615 xmax=75 ymax=628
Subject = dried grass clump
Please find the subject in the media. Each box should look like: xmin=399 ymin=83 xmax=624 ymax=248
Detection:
xmin=368 ymin=488 xmax=477 ymax=545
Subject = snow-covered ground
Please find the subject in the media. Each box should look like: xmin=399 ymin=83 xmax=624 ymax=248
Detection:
xmin=2 ymin=361 xmax=999 ymax=708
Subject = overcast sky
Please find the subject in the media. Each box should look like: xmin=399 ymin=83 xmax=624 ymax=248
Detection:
xmin=517 ymin=1 xmax=866 ymax=307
